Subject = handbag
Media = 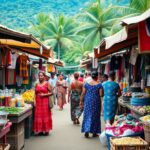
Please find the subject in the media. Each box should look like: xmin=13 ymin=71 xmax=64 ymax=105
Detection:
xmin=49 ymin=96 xmax=54 ymax=109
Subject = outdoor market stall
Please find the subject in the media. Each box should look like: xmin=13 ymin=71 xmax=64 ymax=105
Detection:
xmin=0 ymin=24 xmax=53 ymax=150
xmin=94 ymin=9 xmax=150 ymax=149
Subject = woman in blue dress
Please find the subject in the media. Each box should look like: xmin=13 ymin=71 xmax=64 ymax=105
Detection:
xmin=80 ymin=71 xmax=103 ymax=138
xmin=102 ymin=71 xmax=121 ymax=125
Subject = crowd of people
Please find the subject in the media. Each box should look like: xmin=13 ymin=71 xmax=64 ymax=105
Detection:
xmin=33 ymin=71 xmax=121 ymax=138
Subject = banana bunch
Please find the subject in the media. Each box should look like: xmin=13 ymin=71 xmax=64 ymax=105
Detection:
xmin=22 ymin=90 xmax=35 ymax=102
xmin=112 ymin=137 xmax=145 ymax=145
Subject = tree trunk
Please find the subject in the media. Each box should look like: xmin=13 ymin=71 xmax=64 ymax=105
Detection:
xmin=58 ymin=43 xmax=60 ymax=60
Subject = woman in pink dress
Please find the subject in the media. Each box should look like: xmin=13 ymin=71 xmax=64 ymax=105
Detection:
xmin=56 ymin=74 xmax=67 ymax=110
xmin=33 ymin=71 xmax=53 ymax=135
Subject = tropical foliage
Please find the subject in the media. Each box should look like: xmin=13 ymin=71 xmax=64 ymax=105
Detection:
xmin=30 ymin=13 xmax=80 ymax=60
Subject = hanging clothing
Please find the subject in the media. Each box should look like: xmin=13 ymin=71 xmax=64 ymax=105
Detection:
xmin=8 ymin=52 xmax=19 ymax=69
xmin=47 ymin=64 xmax=55 ymax=72
xmin=5 ymin=69 xmax=16 ymax=85
xmin=16 ymin=55 xmax=30 ymax=84
xmin=103 ymin=81 xmax=120 ymax=122
xmin=81 ymin=83 xmax=102 ymax=134
xmin=0 ymin=48 xmax=11 ymax=68
xmin=33 ymin=82 xmax=52 ymax=133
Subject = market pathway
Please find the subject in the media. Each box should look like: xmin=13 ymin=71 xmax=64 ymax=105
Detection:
xmin=25 ymin=104 xmax=107 ymax=150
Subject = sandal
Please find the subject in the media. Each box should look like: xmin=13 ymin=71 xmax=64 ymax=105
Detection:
xmin=76 ymin=119 xmax=80 ymax=124
xmin=93 ymin=133 xmax=99 ymax=137
xmin=84 ymin=132 xmax=89 ymax=138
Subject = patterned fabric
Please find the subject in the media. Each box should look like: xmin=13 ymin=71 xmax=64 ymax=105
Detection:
xmin=16 ymin=55 xmax=30 ymax=84
xmin=70 ymin=90 xmax=83 ymax=121
xmin=33 ymin=82 xmax=52 ymax=133
xmin=102 ymin=81 xmax=120 ymax=121
xmin=81 ymin=83 xmax=102 ymax=134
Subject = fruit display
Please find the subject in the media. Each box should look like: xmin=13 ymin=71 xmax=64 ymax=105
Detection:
xmin=132 ymin=105 xmax=150 ymax=114
xmin=141 ymin=115 xmax=150 ymax=122
xmin=111 ymin=137 xmax=146 ymax=145
xmin=22 ymin=90 xmax=35 ymax=102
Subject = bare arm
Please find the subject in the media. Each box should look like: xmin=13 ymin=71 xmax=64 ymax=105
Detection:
xmin=117 ymin=88 xmax=121 ymax=97
xmin=80 ymin=87 xmax=86 ymax=108
xmin=99 ymin=88 xmax=104 ymax=97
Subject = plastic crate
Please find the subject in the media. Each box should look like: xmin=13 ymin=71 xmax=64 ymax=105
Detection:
xmin=110 ymin=137 xmax=148 ymax=150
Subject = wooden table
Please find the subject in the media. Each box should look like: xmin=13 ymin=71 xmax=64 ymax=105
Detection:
xmin=7 ymin=106 xmax=32 ymax=150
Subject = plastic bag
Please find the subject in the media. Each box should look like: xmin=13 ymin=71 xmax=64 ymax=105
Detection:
xmin=99 ymin=131 xmax=107 ymax=146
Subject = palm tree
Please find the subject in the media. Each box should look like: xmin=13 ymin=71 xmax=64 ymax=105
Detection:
xmin=63 ymin=42 xmax=91 ymax=64
xmin=77 ymin=0 xmax=149 ymax=51
xmin=31 ymin=13 xmax=80 ymax=60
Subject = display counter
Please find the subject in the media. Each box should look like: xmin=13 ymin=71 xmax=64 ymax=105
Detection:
xmin=5 ymin=105 xmax=32 ymax=150
xmin=118 ymin=98 xmax=147 ymax=118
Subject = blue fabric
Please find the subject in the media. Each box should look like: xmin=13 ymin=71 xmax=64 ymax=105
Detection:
xmin=81 ymin=83 xmax=102 ymax=134
xmin=102 ymin=81 xmax=119 ymax=121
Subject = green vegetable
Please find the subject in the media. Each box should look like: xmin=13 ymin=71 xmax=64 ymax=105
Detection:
xmin=0 ymin=107 xmax=22 ymax=114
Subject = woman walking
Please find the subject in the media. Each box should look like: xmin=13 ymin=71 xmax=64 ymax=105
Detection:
xmin=80 ymin=71 xmax=103 ymax=138
xmin=56 ymin=74 xmax=67 ymax=110
xmin=102 ymin=71 xmax=121 ymax=125
xmin=68 ymin=73 xmax=83 ymax=124
xmin=33 ymin=71 xmax=53 ymax=135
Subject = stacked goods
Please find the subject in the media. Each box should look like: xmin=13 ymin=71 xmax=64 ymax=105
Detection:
xmin=22 ymin=90 xmax=35 ymax=102
xmin=9 ymin=96 xmax=25 ymax=107
xmin=131 ymin=93 xmax=150 ymax=106
xmin=110 ymin=137 xmax=148 ymax=150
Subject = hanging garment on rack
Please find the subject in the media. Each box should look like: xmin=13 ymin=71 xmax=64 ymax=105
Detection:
xmin=5 ymin=69 xmax=16 ymax=85
xmin=0 ymin=69 xmax=5 ymax=86
xmin=16 ymin=55 xmax=30 ymax=84
xmin=0 ymin=48 xmax=11 ymax=68
xmin=47 ymin=64 xmax=55 ymax=72
xmin=7 ymin=52 xmax=19 ymax=69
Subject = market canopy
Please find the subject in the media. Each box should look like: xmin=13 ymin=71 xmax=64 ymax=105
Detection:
xmin=47 ymin=58 xmax=64 ymax=67
xmin=121 ymin=9 xmax=150 ymax=26
xmin=0 ymin=24 xmax=52 ymax=59
xmin=94 ymin=25 xmax=138 ymax=59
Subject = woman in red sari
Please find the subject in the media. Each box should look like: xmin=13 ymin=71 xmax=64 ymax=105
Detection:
xmin=56 ymin=74 xmax=67 ymax=110
xmin=33 ymin=71 xmax=53 ymax=135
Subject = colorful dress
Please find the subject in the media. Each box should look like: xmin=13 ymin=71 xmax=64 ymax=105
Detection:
xmin=102 ymin=81 xmax=120 ymax=121
xmin=33 ymin=82 xmax=52 ymax=133
xmin=56 ymin=80 xmax=66 ymax=109
xmin=81 ymin=83 xmax=102 ymax=134
xmin=70 ymin=82 xmax=83 ymax=121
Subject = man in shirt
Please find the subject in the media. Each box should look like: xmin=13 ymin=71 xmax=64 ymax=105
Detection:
xmin=49 ymin=73 xmax=57 ymax=104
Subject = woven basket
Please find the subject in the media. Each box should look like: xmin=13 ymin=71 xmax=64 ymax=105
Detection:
xmin=143 ymin=122 xmax=150 ymax=145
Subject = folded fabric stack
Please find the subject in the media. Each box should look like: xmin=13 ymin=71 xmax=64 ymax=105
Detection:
xmin=105 ymin=114 xmax=143 ymax=137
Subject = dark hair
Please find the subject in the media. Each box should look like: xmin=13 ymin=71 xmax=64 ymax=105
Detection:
xmin=91 ymin=71 xmax=98 ymax=79
xmin=109 ymin=71 xmax=116 ymax=79
xmin=80 ymin=73 xmax=84 ymax=78
xmin=38 ymin=71 xmax=45 ymax=76
xmin=74 ymin=72 xmax=79 ymax=80
xmin=103 ymin=74 xmax=108 ymax=79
